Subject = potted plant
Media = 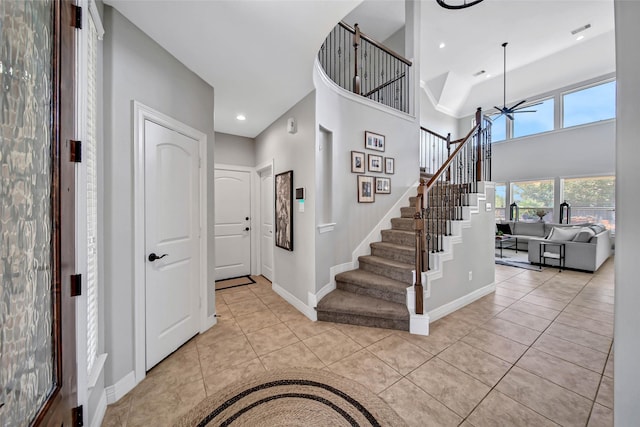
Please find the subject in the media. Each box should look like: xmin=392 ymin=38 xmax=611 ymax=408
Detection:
xmin=535 ymin=209 xmax=546 ymax=222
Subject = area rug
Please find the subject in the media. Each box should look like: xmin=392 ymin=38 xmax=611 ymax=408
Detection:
xmin=175 ymin=369 xmax=407 ymax=427
xmin=215 ymin=275 xmax=255 ymax=291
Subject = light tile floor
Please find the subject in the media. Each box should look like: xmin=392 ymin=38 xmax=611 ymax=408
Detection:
xmin=102 ymin=259 xmax=614 ymax=426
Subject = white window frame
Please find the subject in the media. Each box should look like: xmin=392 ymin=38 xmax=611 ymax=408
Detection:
xmin=560 ymin=78 xmax=616 ymax=129
xmin=75 ymin=0 xmax=105 ymax=421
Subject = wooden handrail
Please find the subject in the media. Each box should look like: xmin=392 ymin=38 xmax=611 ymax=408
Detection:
xmin=420 ymin=126 xmax=448 ymax=141
xmin=426 ymin=121 xmax=480 ymax=190
xmin=338 ymin=21 xmax=413 ymax=66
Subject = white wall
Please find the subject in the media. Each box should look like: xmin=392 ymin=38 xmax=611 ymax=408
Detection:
xmin=313 ymin=65 xmax=419 ymax=292
xmin=426 ymin=187 xmax=496 ymax=312
xmin=420 ymin=89 xmax=460 ymax=139
xmin=614 ymin=0 xmax=640 ymax=423
xmin=215 ymin=132 xmax=256 ymax=167
xmin=255 ymin=93 xmax=317 ymax=304
xmin=102 ymin=6 xmax=214 ymax=386
xmin=491 ymin=120 xmax=616 ymax=182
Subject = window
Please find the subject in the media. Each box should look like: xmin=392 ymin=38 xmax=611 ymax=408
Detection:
xmin=511 ymin=179 xmax=554 ymax=222
xmin=562 ymin=176 xmax=615 ymax=231
xmin=563 ymin=80 xmax=616 ymax=128
xmin=512 ymin=98 xmax=554 ymax=138
xmin=489 ymin=114 xmax=506 ymax=142
xmin=495 ymin=182 xmax=506 ymax=220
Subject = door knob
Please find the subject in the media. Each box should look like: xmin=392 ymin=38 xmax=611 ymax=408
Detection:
xmin=245 ymin=227 xmax=250 ymax=231
xmin=246 ymin=217 xmax=250 ymax=220
xmin=148 ymin=253 xmax=168 ymax=262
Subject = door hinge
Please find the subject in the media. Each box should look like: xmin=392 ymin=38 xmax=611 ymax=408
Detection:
xmin=72 ymin=405 xmax=84 ymax=427
xmin=74 ymin=5 xmax=82 ymax=29
xmin=70 ymin=274 xmax=82 ymax=297
xmin=199 ymin=157 xmax=202 ymax=168
xmin=70 ymin=140 xmax=82 ymax=163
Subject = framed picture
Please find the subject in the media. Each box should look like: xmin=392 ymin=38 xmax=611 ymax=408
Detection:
xmin=384 ymin=157 xmax=395 ymax=174
xmin=351 ymin=151 xmax=365 ymax=173
xmin=275 ymin=170 xmax=293 ymax=251
xmin=376 ymin=177 xmax=391 ymax=194
xmin=368 ymin=154 xmax=383 ymax=173
xmin=357 ymin=175 xmax=375 ymax=203
xmin=365 ymin=130 xmax=385 ymax=152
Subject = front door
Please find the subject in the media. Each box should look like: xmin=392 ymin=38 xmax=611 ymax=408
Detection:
xmin=144 ymin=120 xmax=200 ymax=370
xmin=0 ymin=1 xmax=77 ymax=424
xmin=214 ymin=169 xmax=252 ymax=279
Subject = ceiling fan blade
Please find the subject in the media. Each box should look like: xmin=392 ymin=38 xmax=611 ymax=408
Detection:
xmin=515 ymin=102 xmax=542 ymax=110
xmin=493 ymin=106 xmax=503 ymax=112
xmin=509 ymin=99 xmax=527 ymax=110
xmin=512 ymin=110 xmax=537 ymax=113
xmin=507 ymin=113 xmax=515 ymax=121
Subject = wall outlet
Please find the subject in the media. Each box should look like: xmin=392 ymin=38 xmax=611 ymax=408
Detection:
xmin=468 ymin=271 xmax=473 ymax=281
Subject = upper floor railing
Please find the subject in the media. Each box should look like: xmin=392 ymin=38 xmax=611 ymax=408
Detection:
xmin=318 ymin=22 xmax=412 ymax=114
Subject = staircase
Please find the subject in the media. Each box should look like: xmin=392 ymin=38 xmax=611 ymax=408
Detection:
xmin=316 ymin=195 xmax=422 ymax=330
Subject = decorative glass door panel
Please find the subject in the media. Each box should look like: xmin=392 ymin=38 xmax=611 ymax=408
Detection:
xmin=0 ymin=0 xmax=56 ymax=424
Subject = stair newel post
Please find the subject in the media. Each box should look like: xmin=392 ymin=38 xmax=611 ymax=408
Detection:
xmin=414 ymin=183 xmax=425 ymax=315
xmin=353 ymin=24 xmax=361 ymax=95
xmin=475 ymin=107 xmax=483 ymax=183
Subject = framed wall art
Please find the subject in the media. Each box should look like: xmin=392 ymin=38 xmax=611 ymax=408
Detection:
xmin=275 ymin=170 xmax=294 ymax=251
xmin=368 ymin=154 xmax=383 ymax=173
xmin=384 ymin=157 xmax=395 ymax=174
xmin=364 ymin=130 xmax=385 ymax=152
xmin=357 ymin=175 xmax=375 ymax=203
xmin=376 ymin=177 xmax=391 ymax=194
xmin=351 ymin=151 xmax=365 ymax=173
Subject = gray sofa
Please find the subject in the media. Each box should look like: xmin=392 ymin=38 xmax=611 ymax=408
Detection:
xmin=497 ymin=221 xmax=612 ymax=272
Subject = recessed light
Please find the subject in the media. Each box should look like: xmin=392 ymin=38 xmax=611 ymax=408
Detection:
xmin=236 ymin=114 xmax=246 ymax=121
xmin=576 ymin=35 xmax=584 ymax=41
xmin=485 ymin=74 xmax=491 ymax=79
xmin=439 ymin=42 xmax=446 ymax=49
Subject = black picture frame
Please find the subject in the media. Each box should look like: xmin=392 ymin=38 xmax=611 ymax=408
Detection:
xmin=384 ymin=157 xmax=395 ymax=174
xmin=275 ymin=170 xmax=293 ymax=251
xmin=375 ymin=177 xmax=391 ymax=194
xmin=364 ymin=130 xmax=385 ymax=152
xmin=357 ymin=175 xmax=375 ymax=203
xmin=351 ymin=150 xmax=365 ymax=173
xmin=368 ymin=154 xmax=383 ymax=173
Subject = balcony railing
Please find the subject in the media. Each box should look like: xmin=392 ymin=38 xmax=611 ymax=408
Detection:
xmin=318 ymin=22 xmax=412 ymax=114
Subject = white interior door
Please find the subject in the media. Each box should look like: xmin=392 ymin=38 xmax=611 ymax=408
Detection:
xmin=214 ymin=169 xmax=251 ymax=280
xmin=260 ymin=169 xmax=274 ymax=281
xmin=144 ymin=120 xmax=200 ymax=370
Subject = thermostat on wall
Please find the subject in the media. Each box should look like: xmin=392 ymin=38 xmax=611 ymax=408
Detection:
xmin=295 ymin=188 xmax=305 ymax=200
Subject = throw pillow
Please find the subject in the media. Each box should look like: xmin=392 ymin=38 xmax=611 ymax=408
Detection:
xmin=496 ymin=223 xmax=512 ymax=235
xmin=547 ymin=226 xmax=580 ymax=242
xmin=573 ymin=227 xmax=596 ymax=243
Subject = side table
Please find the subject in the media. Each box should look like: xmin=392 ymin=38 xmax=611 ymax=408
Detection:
xmin=539 ymin=242 xmax=565 ymax=272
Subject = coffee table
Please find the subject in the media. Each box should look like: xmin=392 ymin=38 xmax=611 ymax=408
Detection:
xmin=495 ymin=235 xmax=517 ymax=258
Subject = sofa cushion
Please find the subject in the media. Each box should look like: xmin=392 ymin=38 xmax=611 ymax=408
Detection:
xmin=548 ymin=226 xmax=580 ymax=242
xmin=514 ymin=221 xmax=545 ymax=237
xmin=589 ymin=224 xmax=607 ymax=234
xmin=496 ymin=223 xmax=512 ymax=235
xmin=573 ymin=227 xmax=596 ymax=243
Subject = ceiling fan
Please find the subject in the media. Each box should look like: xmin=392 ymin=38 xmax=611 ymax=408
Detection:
xmin=494 ymin=42 xmax=540 ymax=120
xmin=436 ymin=0 xmax=485 ymax=9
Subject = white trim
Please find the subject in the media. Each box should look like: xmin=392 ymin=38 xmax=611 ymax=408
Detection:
xmin=317 ymin=223 xmax=336 ymax=233
xmin=313 ymin=59 xmax=415 ymax=123
xmin=409 ymin=311 xmax=430 ymax=336
xmin=89 ymin=389 xmax=107 ymax=427
xmin=87 ymin=353 xmax=107 ymax=389
xmin=427 ymin=282 xmax=497 ymax=323
xmin=88 ymin=0 xmax=105 ymax=40
xmin=272 ymin=282 xmax=317 ymax=321
xmin=132 ymin=101 xmax=208 ymax=384
xmin=105 ymin=371 xmax=136 ymax=404
xmin=204 ymin=314 xmax=218 ymax=331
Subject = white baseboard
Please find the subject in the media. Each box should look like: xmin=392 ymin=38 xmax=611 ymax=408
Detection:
xmin=90 ymin=389 xmax=108 ymax=427
xmin=410 ymin=311 xmax=430 ymax=336
xmin=105 ymin=370 xmax=136 ymax=404
xmin=427 ymin=282 xmax=496 ymax=322
xmin=273 ymin=282 xmax=317 ymax=321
